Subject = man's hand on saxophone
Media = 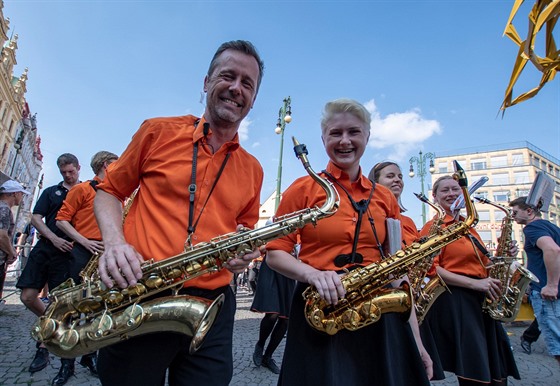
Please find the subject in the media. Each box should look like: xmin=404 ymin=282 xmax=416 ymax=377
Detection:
xmin=222 ymin=225 xmax=265 ymax=274
xmin=98 ymin=242 xmax=144 ymax=289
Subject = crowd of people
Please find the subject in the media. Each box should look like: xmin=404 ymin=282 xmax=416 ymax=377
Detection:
xmin=0 ymin=39 xmax=558 ymax=386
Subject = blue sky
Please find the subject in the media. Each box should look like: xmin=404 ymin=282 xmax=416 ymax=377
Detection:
xmin=4 ymin=0 xmax=559 ymax=227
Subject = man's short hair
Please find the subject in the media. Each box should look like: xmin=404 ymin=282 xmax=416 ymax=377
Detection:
xmin=207 ymin=40 xmax=265 ymax=92
xmin=56 ymin=153 xmax=79 ymax=169
xmin=90 ymin=151 xmax=118 ymax=175
xmin=509 ymin=196 xmax=541 ymax=215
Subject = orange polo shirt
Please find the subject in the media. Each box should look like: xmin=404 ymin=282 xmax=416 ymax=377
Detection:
xmin=420 ymin=214 xmax=490 ymax=278
xmin=97 ymin=115 xmax=263 ymax=290
xmin=267 ymin=162 xmax=402 ymax=271
xmin=56 ymin=176 xmax=102 ymax=240
xmin=402 ymin=214 xmax=419 ymax=247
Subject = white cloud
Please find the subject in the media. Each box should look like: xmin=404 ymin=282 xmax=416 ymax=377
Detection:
xmin=238 ymin=118 xmax=251 ymax=142
xmin=364 ymin=99 xmax=442 ymax=160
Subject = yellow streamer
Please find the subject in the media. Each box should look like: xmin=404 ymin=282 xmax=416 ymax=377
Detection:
xmin=501 ymin=0 xmax=560 ymax=111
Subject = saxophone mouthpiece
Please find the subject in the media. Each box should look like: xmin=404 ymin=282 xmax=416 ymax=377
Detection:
xmin=292 ymin=136 xmax=310 ymax=167
xmin=453 ymin=160 xmax=468 ymax=187
xmin=414 ymin=192 xmax=428 ymax=203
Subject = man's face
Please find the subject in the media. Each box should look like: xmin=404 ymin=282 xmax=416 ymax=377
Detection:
xmin=14 ymin=191 xmax=24 ymax=206
xmin=511 ymin=205 xmax=532 ymax=225
xmin=59 ymin=164 xmax=80 ymax=186
xmin=203 ymin=49 xmax=260 ymax=127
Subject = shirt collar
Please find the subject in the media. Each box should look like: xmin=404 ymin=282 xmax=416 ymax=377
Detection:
xmin=325 ymin=161 xmax=372 ymax=190
xmin=193 ymin=116 xmax=240 ymax=152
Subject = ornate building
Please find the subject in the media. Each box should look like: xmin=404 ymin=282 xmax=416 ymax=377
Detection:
xmin=0 ymin=0 xmax=43 ymax=231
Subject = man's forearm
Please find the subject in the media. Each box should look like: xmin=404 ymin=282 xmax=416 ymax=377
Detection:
xmin=94 ymin=190 xmax=125 ymax=245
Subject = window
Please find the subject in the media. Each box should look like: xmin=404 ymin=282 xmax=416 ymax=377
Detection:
xmin=513 ymin=171 xmax=530 ymax=184
xmin=511 ymin=153 xmax=524 ymax=166
xmin=493 ymin=173 xmax=509 ymax=185
xmin=493 ymin=191 xmax=510 ymax=202
xmin=516 ymin=189 xmax=530 ymax=197
xmin=478 ymin=210 xmax=490 ymax=221
xmin=475 ymin=191 xmax=488 ymax=199
xmin=438 ymin=162 xmax=448 ymax=173
xmin=471 ymin=158 xmax=487 ymax=170
xmin=477 ymin=230 xmax=492 ymax=243
xmin=532 ymin=156 xmax=540 ymax=168
xmin=494 ymin=210 xmax=507 ymax=221
xmin=491 ymin=155 xmax=507 ymax=168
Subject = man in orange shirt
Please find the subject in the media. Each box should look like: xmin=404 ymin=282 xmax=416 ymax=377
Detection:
xmin=94 ymin=40 xmax=264 ymax=386
xmin=51 ymin=151 xmax=118 ymax=385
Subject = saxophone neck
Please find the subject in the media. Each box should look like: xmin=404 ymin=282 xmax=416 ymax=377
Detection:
xmin=453 ymin=161 xmax=478 ymax=228
xmin=292 ymin=136 xmax=339 ymax=216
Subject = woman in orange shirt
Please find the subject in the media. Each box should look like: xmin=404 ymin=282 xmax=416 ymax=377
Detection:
xmin=419 ymin=175 xmax=520 ymax=386
xmin=266 ymin=99 xmax=432 ymax=386
xmin=369 ymin=161 xmax=419 ymax=247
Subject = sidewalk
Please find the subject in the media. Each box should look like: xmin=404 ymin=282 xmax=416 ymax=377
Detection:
xmin=1 ymin=275 xmax=558 ymax=385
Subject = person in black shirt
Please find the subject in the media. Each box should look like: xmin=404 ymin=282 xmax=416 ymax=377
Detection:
xmin=16 ymin=153 xmax=81 ymax=385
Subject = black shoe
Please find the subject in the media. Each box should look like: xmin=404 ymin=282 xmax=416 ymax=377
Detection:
xmin=262 ymin=356 xmax=281 ymax=374
xmin=253 ymin=343 xmax=264 ymax=366
xmin=520 ymin=337 xmax=532 ymax=354
xmin=52 ymin=361 xmax=75 ymax=386
xmin=79 ymin=353 xmax=98 ymax=377
xmin=29 ymin=347 xmax=50 ymax=373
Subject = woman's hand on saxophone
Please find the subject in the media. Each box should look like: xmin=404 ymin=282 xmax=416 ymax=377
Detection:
xmin=98 ymin=242 xmax=144 ymax=289
xmin=475 ymin=277 xmax=503 ymax=302
xmin=304 ymin=270 xmax=346 ymax=305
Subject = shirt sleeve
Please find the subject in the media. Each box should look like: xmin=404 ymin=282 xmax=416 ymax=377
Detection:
xmin=0 ymin=207 xmax=11 ymax=231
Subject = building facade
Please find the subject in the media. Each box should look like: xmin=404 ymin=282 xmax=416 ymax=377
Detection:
xmin=0 ymin=1 xmax=43 ymax=231
xmin=429 ymin=141 xmax=560 ymax=261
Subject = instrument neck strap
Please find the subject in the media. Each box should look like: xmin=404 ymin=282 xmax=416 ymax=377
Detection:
xmin=323 ymin=170 xmax=377 ymax=264
xmin=467 ymin=233 xmax=491 ymax=270
xmin=187 ymin=121 xmax=231 ymax=247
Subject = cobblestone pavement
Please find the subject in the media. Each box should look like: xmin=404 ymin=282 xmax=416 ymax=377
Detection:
xmin=1 ymin=274 xmax=558 ymax=385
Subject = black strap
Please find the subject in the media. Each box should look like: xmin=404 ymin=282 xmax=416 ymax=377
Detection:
xmin=186 ymin=122 xmax=231 ymax=247
xmin=89 ymin=180 xmax=99 ymax=191
xmin=468 ymin=233 xmax=491 ymax=257
xmin=323 ymin=170 xmax=375 ymax=266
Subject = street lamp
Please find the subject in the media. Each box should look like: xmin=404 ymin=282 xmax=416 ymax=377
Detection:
xmin=409 ymin=150 xmax=436 ymax=225
xmin=274 ymin=96 xmax=292 ymax=212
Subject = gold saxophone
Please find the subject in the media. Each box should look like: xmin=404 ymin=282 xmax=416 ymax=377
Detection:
xmin=475 ymin=197 xmax=539 ymax=322
xmin=304 ymin=161 xmax=478 ymax=335
xmin=408 ymin=192 xmax=450 ymax=324
xmin=31 ymin=137 xmax=339 ymax=358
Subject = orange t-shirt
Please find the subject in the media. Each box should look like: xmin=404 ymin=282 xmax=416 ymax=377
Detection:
xmin=267 ymin=162 xmax=402 ymax=271
xmin=420 ymin=214 xmax=490 ymax=278
xmin=56 ymin=176 xmax=102 ymax=240
xmin=97 ymin=115 xmax=263 ymax=290
xmin=401 ymin=214 xmax=419 ymax=247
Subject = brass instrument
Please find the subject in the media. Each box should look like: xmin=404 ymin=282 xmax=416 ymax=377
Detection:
xmin=304 ymin=161 xmax=478 ymax=335
xmin=474 ymin=197 xmax=539 ymax=322
xmin=31 ymin=137 xmax=339 ymax=358
xmin=408 ymin=192 xmax=449 ymax=324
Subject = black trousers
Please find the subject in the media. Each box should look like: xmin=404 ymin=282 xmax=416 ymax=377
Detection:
xmin=522 ymin=318 xmax=541 ymax=343
xmin=98 ymin=285 xmax=235 ymax=386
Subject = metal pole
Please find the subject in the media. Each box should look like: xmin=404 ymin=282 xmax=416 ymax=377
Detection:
xmin=274 ymin=97 xmax=291 ymax=212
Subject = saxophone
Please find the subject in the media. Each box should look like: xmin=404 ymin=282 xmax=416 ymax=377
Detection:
xmin=408 ymin=192 xmax=449 ymax=324
xmin=304 ymin=161 xmax=478 ymax=335
xmin=31 ymin=137 xmax=339 ymax=358
xmin=474 ymin=197 xmax=539 ymax=322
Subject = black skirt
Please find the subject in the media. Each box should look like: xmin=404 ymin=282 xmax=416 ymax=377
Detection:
xmin=278 ymin=282 xmax=431 ymax=386
xmin=420 ymin=285 xmax=521 ymax=383
xmin=250 ymin=257 xmax=295 ymax=318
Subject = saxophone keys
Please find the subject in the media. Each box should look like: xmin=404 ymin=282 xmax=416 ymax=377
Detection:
xmin=340 ymin=308 xmax=361 ymax=331
xmin=106 ymin=289 xmax=124 ymax=306
xmin=121 ymin=283 xmax=147 ymax=297
xmin=144 ymin=274 xmax=164 ymax=289
xmin=59 ymin=329 xmax=80 ymax=351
